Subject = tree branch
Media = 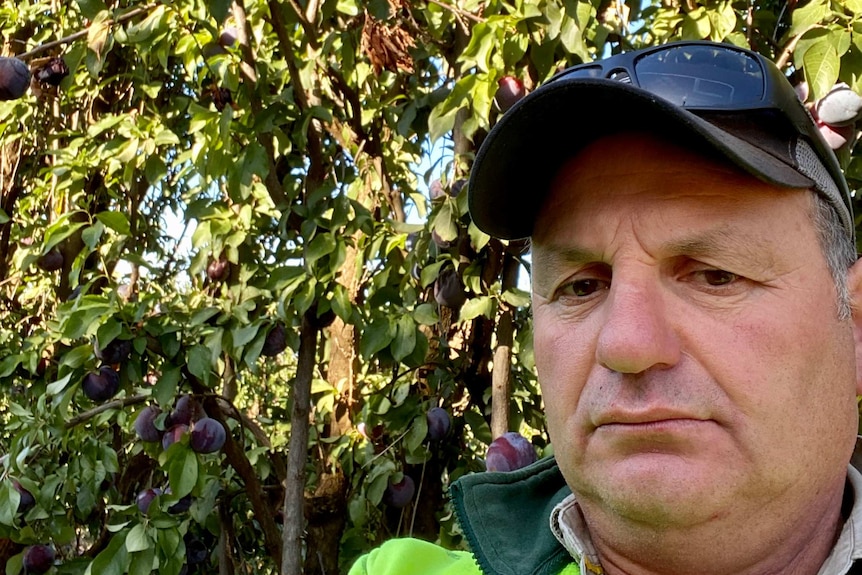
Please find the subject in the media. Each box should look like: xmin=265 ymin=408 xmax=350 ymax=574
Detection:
xmin=425 ymin=0 xmax=485 ymax=23
xmin=17 ymin=5 xmax=157 ymax=60
xmin=281 ymin=312 xmax=319 ymax=575
xmin=66 ymin=394 xmax=148 ymax=428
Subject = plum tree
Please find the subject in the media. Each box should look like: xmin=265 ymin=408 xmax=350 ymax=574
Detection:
xmin=383 ymin=475 xmax=415 ymax=508
xmin=81 ymin=366 xmax=120 ymax=402
xmin=134 ymin=405 xmax=163 ymax=442
xmin=485 ymin=432 xmax=537 ymax=472
xmin=426 ymin=407 xmax=450 ymax=441
xmin=22 ymin=544 xmax=54 ymax=574
xmin=0 ymin=57 xmax=29 ymax=101
xmin=190 ymin=417 xmax=226 ymax=454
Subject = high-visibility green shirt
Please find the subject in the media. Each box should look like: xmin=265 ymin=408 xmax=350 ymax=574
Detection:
xmin=347 ymin=538 xmax=582 ymax=575
xmin=349 ymin=457 xmax=582 ymax=575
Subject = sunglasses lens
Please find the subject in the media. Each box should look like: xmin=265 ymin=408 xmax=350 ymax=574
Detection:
xmin=636 ymin=45 xmax=765 ymax=107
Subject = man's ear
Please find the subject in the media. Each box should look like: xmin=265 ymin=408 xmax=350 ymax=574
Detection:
xmin=848 ymin=258 xmax=862 ymax=396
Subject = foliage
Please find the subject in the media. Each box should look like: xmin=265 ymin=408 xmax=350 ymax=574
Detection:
xmin=0 ymin=0 xmax=860 ymax=573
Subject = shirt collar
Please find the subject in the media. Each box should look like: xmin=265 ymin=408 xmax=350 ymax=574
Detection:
xmin=550 ymin=464 xmax=862 ymax=575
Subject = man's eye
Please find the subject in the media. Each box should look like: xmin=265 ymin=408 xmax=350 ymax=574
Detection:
xmin=699 ymin=269 xmax=738 ymax=286
xmin=561 ymin=278 xmax=608 ymax=297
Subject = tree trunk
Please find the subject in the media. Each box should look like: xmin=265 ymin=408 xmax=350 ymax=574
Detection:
xmin=491 ymin=254 xmax=520 ymax=438
xmin=282 ymin=314 xmax=319 ymax=575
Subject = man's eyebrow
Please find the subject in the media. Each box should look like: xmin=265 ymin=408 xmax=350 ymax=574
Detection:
xmin=662 ymin=227 xmax=775 ymax=263
xmin=532 ymin=227 xmax=776 ymax=269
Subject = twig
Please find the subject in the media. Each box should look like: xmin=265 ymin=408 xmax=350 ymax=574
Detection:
xmin=408 ymin=447 xmax=429 ymax=536
xmin=17 ymin=5 xmax=157 ymax=60
xmin=775 ymin=24 xmax=822 ymax=69
xmin=425 ymin=0 xmax=484 ymax=23
xmin=65 ymin=394 xmax=148 ymax=428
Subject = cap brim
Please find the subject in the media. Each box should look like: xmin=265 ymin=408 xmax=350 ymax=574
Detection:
xmin=468 ymin=79 xmax=816 ymax=240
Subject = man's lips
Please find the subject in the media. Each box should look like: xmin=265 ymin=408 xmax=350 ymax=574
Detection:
xmin=594 ymin=409 xmax=713 ymax=429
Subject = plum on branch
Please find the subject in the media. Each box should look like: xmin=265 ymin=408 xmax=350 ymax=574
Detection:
xmin=13 ymin=480 xmax=35 ymax=515
xmin=190 ymin=417 xmax=226 ymax=454
xmin=426 ymin=407 xmax=451 ymax=441
xmin=494 ymin=76 xmax=526 ymax=113
xmin=261 ymin=322 xmax=287 ymax=357
xmin=22 ymin=544 xmax=55 ymax=575
xmin=36 ymin=249 xmax=63 ymax=272
xmin=94 ymin=337 xmax=132 ymax=364
xmin=434 ymin=267 xmax=467 ymax=309
xmin=485 ymin=432 xmax=537 ymax=472
xmin=382 ymin=475 xmax=415 ymax=508
xmin=0 ymin=57 xmax=30 ymax=101
xmin=162 ymin=424 xmax=189 ymax=450
xmin=82 ymin=366 xmax=120 ymax=402
xmin=134 ymin=405 xmax=163 ymax=442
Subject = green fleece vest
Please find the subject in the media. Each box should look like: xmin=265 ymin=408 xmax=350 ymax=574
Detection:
xmin=349 ymin=457 xmax=580 ymax=575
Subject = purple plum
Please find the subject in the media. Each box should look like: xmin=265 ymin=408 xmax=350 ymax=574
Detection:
xmin=485 ymin=432 xmax=537 ymax=472
xmin=383 ymin=475 xmax=415 ymax=508
xmin=134 ymin=405 xmax=163 ymax=442
xmin=190 ymin=417 xmax=226 ymax=454
xmin=426 ymin=407 xmax=451 ymax=441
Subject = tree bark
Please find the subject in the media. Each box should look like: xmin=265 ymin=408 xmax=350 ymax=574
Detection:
xmin=282 ymin=313 xmax=319 ymax=575
xmin=491 ymin=254 xmax=520 ymax=438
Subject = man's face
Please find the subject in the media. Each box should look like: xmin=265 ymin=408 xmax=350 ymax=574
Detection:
xmin=531 ymin=132 xmax=861 ymax=531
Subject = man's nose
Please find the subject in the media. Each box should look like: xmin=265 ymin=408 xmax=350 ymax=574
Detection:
xmin=595 ymin=279 xmax=681 ymax=374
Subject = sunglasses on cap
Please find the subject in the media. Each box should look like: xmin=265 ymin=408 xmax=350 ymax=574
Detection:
xmin=468 ymin=41 xmax=854 ymax=240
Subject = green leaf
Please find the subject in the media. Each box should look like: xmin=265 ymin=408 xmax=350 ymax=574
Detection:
xmin=305 ymin=233 xmax=336 ymax=266
xmin=96 ymin=211 xmax=131 ymax=236
xmin=46 ymin=372 xmax=74 ymax=395
xmin=432 ymin=200 xmax=459 ymax=242
xmin=412 ymin=303 xmax=439 ymax=325
xmin=208 ymin=0 xmax=231 ymax=22
xmin=186 ymin=345 xmax=212 ymax=383
xmin=501 ymin=288 xmax=531 ymax=308
xmin=460 ymin=296 xmax=494 ymax=321
xmin=788 ymin=0 xmax=829 ymax=38
xmin=335 ymin=0 xmax=360 ymax=16
xmin=0 ymin=208 xmax=9 ymax=224
xmin=0 ymin=481 xmax=17 ymax=526
xmin=85 ymin=529 xmax=129 ymax=575
xmin=681 ymin=7 xmax=711 ymax=39
xmin=128 ymin=547 xmax=156 ymax=575
xmin=707 ymin=1 xmax=737 ymax=41
xmin=168 ymin=447 xmax=198 ymax=498
xmin=391 ymin=314 xmax=416 ymax=361
xmin=360 ymin=318 xmax=394 ymax=358
xmin=405 ymin=415 xmax=428 ymax=452
xmin=804 ymin=42 xmax=840 ymax=101
xmin=155 ymin=365 xmax=181 ymax=406
xmin=125 ymin=524 xmax=150 ymax=553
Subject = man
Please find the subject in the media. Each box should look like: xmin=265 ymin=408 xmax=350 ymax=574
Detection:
xmin=350 ymin=41 xmax=862 ymax=575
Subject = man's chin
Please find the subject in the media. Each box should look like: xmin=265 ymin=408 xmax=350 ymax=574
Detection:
xmin=575 ymin=458 xmax=732 ymax=527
